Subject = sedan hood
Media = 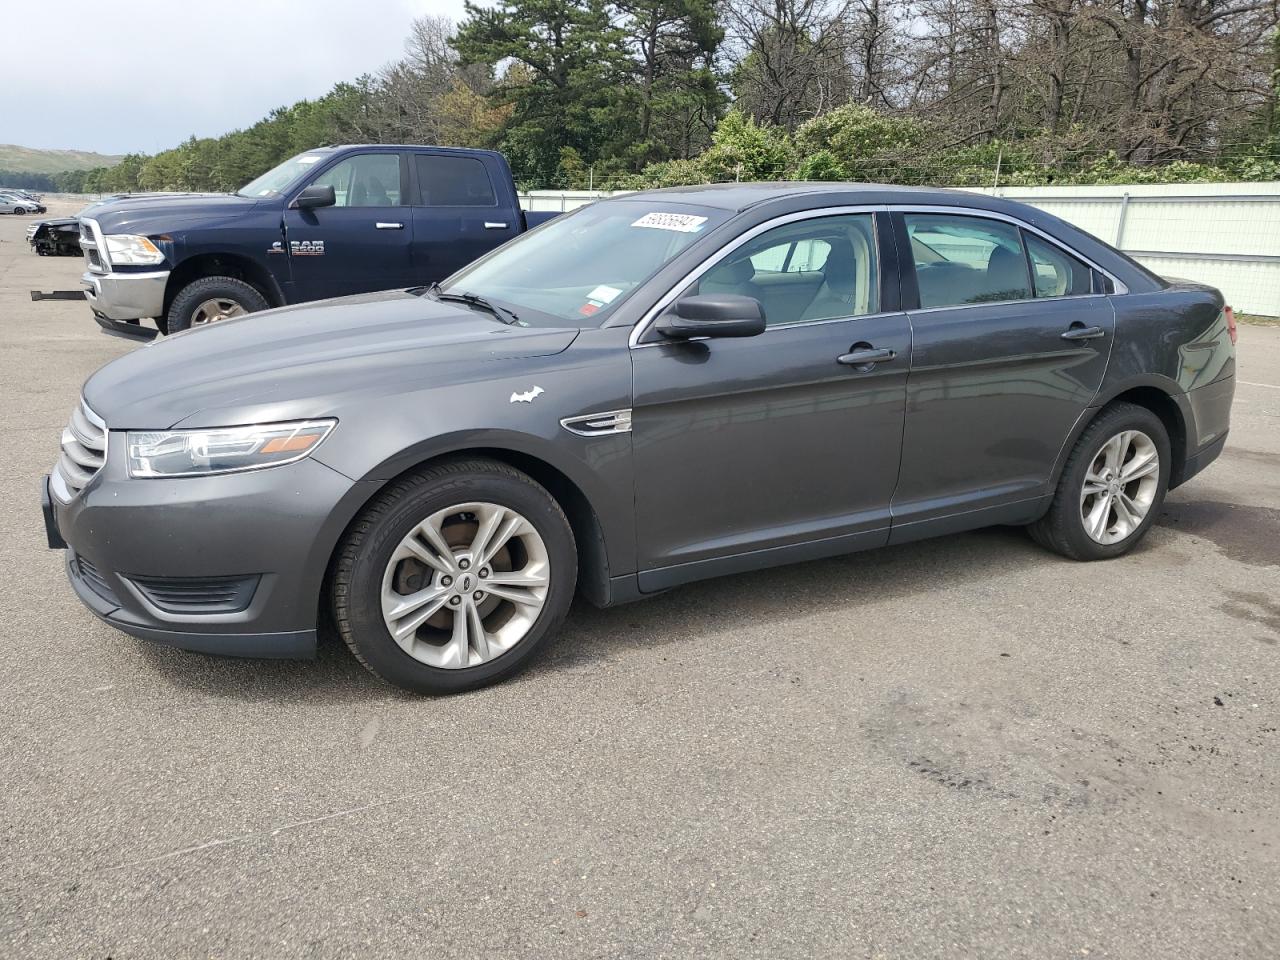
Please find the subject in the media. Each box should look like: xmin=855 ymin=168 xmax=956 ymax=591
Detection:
xmin=83 ymin=290 xmax=581 ymax=428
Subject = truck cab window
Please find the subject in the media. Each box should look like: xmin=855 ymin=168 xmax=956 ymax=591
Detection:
xmin=415 ymin=155 xmax=496 ymax=206
xmin=310 ymin=154 xmax=402 ymax=208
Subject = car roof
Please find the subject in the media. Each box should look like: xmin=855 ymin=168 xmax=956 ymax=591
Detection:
xmin=319 ymin=144 xmax=506 ymax=158
xmin=610 ymin=181 xmax=1167 ymax=294
xmin=611 ymin=181 xmax=1031 ymax=215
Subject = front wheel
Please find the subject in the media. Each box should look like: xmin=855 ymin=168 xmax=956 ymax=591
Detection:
xmin=13 ymin=206 xmax=26 ymax=215
xmin=166 ymin=275 xmax=269 ymax=333
xmin=1029 ymin=402 xmax=1171 ymax=561
xmin=331 ymin=459 xmax=578 ymax=695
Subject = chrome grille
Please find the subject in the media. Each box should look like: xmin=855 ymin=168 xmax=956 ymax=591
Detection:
xmin=52 ymin=399 xmax=106 ymax=501
xmin=79 ymin=218 xmax=107 ymax=274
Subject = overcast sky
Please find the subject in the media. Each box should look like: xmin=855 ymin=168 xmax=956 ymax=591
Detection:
xmin=2 ymin=0 xmax=473 ymax=156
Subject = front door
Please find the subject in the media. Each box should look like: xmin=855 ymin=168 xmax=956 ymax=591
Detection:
xmin=283 ymin=151 xmax=415 ymax=301
xmin=630 ymin=211 xmax=911 ymax=591
xmin=890 ymin=210 xmax=1116 ymax=533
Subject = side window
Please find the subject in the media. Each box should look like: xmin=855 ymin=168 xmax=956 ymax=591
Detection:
xmin=749 ymin=238 xmax=832 ymax=274
xmin=1025 ymin=233 xmax=1093 ymax=298
xmin=904 ymin=213 xmax=1031 ymax=308
xmin=415 ymin=155 xmax=497 ymax=206
xmin=310 ymin=154 xmax=401 ymax=207
xmin=694 ymin=214 xmax=878 ymax=326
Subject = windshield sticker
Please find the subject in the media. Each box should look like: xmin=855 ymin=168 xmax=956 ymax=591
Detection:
xmin=578 ymin=302 xmax=600 ymax=317
xmin=586 ymin=284 xmax=622 ymax=304
xmin=296 ymin=156 xmax=323 ymax=165
xmin=631 ymin=212 xmax=708 ymax=233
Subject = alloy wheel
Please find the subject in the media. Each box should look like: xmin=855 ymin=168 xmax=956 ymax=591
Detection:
xmin=380 ymin=501 xmax=550 ymax=668
xmin=190 ymin=297 xmax=247 ymax=326
xmin=1079 ymin=429 xmax=1160 ymax=544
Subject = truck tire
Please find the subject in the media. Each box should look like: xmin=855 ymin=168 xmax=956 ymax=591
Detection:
xmin=167 ymin=276 xmax=269 ymax=334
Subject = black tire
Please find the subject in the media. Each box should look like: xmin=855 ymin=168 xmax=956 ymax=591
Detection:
xmin=331 ymin=459 xmax=578 ymax=695
xmin=1029 ymin=401 xmax=1171 ymax=561
xmin=14 ymin=206 xmax=26 ymax=215
xmin=166 ymin=275 xmax=269 ymax=333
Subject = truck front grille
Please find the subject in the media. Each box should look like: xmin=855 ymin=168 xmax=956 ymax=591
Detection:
xmin=79 ymin=218 xmax=106 ymax=274
xmin=51 ymin=398 xmax=107 ymax=501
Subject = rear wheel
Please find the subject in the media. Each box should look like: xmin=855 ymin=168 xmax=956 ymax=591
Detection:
xmin=1029 ymin=402 xmax=1170 ymax=560
xmin=331 ymin=459 xmax=577 ymax=695
xmin=166 ymin=276 xmax=268 ymax=333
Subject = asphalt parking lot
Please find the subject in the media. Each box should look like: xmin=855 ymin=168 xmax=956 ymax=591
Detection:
xmin=1 ymin=202 xmax=1278 ymax=959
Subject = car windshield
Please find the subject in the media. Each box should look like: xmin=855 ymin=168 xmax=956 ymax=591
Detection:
xmin=440 ymin=200 xmax=730 ymax=327
xmin=236 ymin=151 xmax=334 ymax=198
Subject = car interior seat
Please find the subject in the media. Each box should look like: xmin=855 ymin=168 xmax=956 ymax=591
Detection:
xmin=363 ymin=177 xmax=392 ymax=206
xmin=983 ymin=245 xmax=1030 ymax=301
xmin=700 ymin=257 xmax=764 ymax=303
xmin=801 ymin=236 xmax=858 ymax=320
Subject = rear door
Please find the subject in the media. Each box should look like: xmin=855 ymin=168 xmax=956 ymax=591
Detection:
xmin=282 ymin=151 xmax=415 ymax=301
xmin=890 ymin=209 xmax=1115 ymax=535
xmin=409 ymin=152 xmax=517 ymax=283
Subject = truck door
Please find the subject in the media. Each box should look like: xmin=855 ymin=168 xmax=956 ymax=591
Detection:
xmin=408 ymin=152 xmax=518 ymax=283
xmin=283 ymin=151 xmax=416 ymax=301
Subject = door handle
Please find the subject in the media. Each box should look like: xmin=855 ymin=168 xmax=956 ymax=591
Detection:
xmin=484 ymin=222 xmax=509 ymax=229
xmin=375 ymin=222 xmax=404 ymax=230
xmin=1061 ymin=324 xmax=1105 ymax=341
xmin=837 ymin=346 xmax=896 ymax=369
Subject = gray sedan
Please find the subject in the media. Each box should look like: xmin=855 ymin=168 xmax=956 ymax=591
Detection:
xmin=43 ymin=184 xmax=1236 ymax=695
xmin=0 ymin=192 xmax=45 ymax=214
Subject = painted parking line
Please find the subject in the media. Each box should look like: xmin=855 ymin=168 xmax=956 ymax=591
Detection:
xmin=1239 ymin=380 xmax=1280 ymax=390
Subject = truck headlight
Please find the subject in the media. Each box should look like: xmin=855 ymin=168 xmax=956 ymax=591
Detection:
xmin=127 ymin=420 xmax=336 ymax=477
xmin=103 ymin=234 xmax=166 ymax=266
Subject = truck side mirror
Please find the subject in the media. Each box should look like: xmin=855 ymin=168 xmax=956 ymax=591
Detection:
xmin=291 ymin=184 xmax=336 ymax=210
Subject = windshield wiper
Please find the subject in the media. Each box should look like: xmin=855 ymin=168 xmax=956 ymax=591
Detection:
xmin=420 ymin=283 xmax=519 ymax=325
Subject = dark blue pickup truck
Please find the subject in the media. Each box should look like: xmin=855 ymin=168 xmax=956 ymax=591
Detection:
xmin=78 ymin=145 xmax=557 ymax=336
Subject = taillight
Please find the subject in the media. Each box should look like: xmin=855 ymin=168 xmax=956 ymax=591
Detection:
xmin=1225 ymin=305 xmax=1237 ymax=346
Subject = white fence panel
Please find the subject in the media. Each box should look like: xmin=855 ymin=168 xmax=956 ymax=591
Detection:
xmin=520 ymin=182 xmax=1280 ymax=316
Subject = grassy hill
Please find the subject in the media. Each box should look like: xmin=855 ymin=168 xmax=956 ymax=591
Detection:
xmin=0 ymin=144 xmax=123 ymax=174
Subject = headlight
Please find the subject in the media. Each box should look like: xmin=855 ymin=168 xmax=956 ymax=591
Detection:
xmin=127 ymin=420 xmax=336 ymax=478
xmin=103 ymin=233 xmax=165 ymax=266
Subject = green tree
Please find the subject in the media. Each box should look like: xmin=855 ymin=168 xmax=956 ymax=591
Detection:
xmin=611 ymin=0 xmax=724 ymax=166
xmin=792 ymin=103 xmax=926 ymax=181
xmin=453 ymin=0 xmax=629 ymax=183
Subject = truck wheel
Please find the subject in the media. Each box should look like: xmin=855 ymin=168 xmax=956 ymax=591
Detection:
xmin=167 ymin=276 xmax=269 ymax=333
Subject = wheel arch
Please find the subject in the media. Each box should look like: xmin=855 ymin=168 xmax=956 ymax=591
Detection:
xmin=162 ymin=252 xmax=285 ymax=330
xmin=313 ymin=443 xmax=618 ymax=624
xmin=1052 ymin=378 xmax=1191 ymax=491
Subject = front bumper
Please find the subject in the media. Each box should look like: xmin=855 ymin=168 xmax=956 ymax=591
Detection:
xmin=44 ymin=446 xmax=359 ymax=660
xmin=81 ymin=268 xmax=168 ymax=322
